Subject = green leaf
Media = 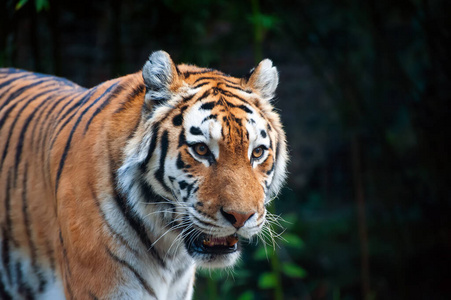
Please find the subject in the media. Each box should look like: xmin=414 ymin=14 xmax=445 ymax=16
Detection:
xmin=258 ymin=272 xmax=277 ymax=289
xmin=282 ymin=263 xmax=307 ymax=278
xmin=15 ymin=0 xmax=29 ymax=10
xmin=237 ymin=290 xmax=254 ymax=300
xmin=282 ymin=233 xmax=305 ymax=249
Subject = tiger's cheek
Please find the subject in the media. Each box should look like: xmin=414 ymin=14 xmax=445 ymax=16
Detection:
xmin=257 ymin=152 xmax=274 ymax=175
xmin=169 ymin=144 xmax=209 ymax=199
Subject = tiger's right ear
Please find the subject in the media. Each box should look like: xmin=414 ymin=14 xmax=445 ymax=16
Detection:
xmin=142 ymin=51 xmax=180 ymax=105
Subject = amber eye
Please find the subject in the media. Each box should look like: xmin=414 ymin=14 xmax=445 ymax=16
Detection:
xmin=252 ymin=146 xmax=265 ymax=159
xmin=193 ymin=143 xmax=209 ymax=156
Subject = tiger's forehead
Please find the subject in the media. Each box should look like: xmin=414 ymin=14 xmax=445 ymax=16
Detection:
xmin=179 ymin=72 xmax=271 ymax=156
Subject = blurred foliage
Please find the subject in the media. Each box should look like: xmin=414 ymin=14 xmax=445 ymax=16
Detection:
xmin=15 ymin=0 xmax=49 ymax=12
xmin=1 ymin=0 xmax=450 ymax=299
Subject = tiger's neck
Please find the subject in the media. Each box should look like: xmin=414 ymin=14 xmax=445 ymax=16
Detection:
xmin=100 ymin=74 xmax=198 ymax=298
xmin=46 ymin=72 xmax=196 ymax=299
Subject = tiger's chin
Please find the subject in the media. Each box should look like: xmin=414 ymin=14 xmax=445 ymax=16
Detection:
xmin=184 ymin=231 xmax=242 ymax=268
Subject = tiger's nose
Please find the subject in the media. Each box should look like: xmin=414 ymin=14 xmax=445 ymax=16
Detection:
xmin=220 ymin=208 xmax=255 ymax=229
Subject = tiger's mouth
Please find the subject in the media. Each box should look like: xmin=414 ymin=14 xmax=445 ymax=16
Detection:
xmin=186 ymin=232 xmax=239 ymax=255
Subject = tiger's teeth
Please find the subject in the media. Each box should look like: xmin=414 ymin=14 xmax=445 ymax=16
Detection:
xmin=202 ymin=235 xmax=238 ymax=247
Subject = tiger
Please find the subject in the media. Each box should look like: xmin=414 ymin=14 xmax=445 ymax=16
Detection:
xmin=0 ymin=50 xmax=288 ymax=299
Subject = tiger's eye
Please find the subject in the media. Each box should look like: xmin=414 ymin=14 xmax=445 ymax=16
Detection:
xmin=252 ymin=146 xmax=264 ymax=159
xmin=194 ymin=143 xmax=209 ymax=156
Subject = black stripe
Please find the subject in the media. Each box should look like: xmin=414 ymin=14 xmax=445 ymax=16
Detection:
xmin=16 ymin=261 xmax=35 ymax=300
xmin=176 ymin=153 xmax=185 ymax=169
xmin=48 ymin=87 xmax=99 ymax=150
xmin=88 ymin=186 xmax=140 ymax=256
xmin=201 ymin=114 xmax=217 ymax=123
xmin=0 ymin=79 xmax=53 ymax=134
xmin=55 ymin=87 xmax=96 ymax=125
xmin=106 ymin=247 xmax=156 ymax=297
xmin=237 ymin=104 xmax=253 ymax=114
xmin=200 ymin=101 xmax=216 ymax=110
xmin=185 ymin=182 xmax=195 ymax=198
xmin=2 ymin=171 xmax=15 ymax=285
xmin=275 ymin=139 xmax=281 ymax=165
xmin=154 ymin=130 xmax=171 ymax=193
xmin=84 ymin=85 xmax=126 ymax=134
xmin=0 ymin=276 xmax=13 ymax=300
xmin=178 ymin=130 xmax=186 ymax=148
xmin=183 ymin=69 xmax=215 ymax=78
xmin=222 ymin=115 xmax=243 ymax=127
xmin=0 ymin=85 xmax=59 ymax=176
xmin=224 ymin=83 xmax=245 ymax=91
xmin=195 ymin=89 xmax=211 ymax=102
xmin=54 ymin=82 xmax=119 ymax=194
xmin=192 ymin=82 xmax=209 ymax=89
xmin=0 ymin=78 xmax=53 ymax=116
xmin=13 ymin=91 xmax=59 ymax=184
xmin=35 ymin=92 xmax=79 ymax=145
xmin=58 ymin=231 xmax=74 ymax=300
xmin=193 ymin=76 xmax=216 ymax=84
xmin=29 ymin=93 xmax=59 ymax=149
xmin=43 ymin=237 xmax=56 ymax=274
xmin=216 ymin=88 xmax=247 ymax=103
xmin=139 ymin=179 xmax=168 ymax=203
xmin=64 ymin=271 xmax=74 ymax=300
xmin=192 ymin=75 xmax=235 ymax=84
xmin=58 ymin=231 xmax=71 ymax=277
xmin=113 ymin=83 xmax=145 ymax=114
xmin=107 ymin=132 xmax=167 ymax=265
xmin=182 ymin=95 xmax=195 ymax=102
xmin=110 ymin=167 xmax=165 ymax=267
xmin=0 ymin=73 xmax=32 ymax=97
xmin=220 ymin=97 xmax=252 ymax=112
xmin=178 ymin=181 xmax=188 ymax=190
xmin=25 ymin=71 xmax=80 ymax=88
xmin=1 ymin=227 xmax=12 ymax=284
xmin=21 ymin=164 xmax=47 ymax=292
xmin=189 ymin=127 xmax=202 ymax=135
xmin=172 ymin=114 xmax=183 ymax=126
xmin=141 ymin=122 xmax=160 ymax=172
xmin=37 ymin=93 xmax=82 ymax=179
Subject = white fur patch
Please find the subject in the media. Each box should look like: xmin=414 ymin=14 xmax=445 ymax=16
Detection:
xmin=38 ymin=278 xmax=65 ymax=300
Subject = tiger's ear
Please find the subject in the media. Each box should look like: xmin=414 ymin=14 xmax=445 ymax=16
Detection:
xmin=142 ymin=51 xmax=180 ymax=105
xmin=246 ymin=59 xmax=279 ymax=100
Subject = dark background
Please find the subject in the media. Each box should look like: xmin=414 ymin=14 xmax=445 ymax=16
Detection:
xmin=1 ymin=0 xmax=450 ymax=299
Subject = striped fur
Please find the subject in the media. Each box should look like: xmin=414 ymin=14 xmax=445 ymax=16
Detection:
xmin=0 ymin=51 xmax=287 ymax=299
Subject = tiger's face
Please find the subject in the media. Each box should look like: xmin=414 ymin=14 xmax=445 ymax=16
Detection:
xmin=119 ymin=51 xmax=287 ymax=268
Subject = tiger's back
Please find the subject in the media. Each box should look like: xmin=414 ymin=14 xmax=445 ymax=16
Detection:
xmin=0 ymin=68 xmax=146 ymax=298
xmin=0 ymin=51 xmax=287 ymax=299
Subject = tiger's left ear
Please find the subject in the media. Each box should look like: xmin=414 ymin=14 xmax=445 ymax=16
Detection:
xmin=142 ymin=50 xmax=181 ymax=105
xmin=245 ymin=59 xmax=279 ymax=100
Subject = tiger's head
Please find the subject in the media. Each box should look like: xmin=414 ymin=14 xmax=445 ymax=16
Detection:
xmin=118 ymin=51 xmax=287 ymax=268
